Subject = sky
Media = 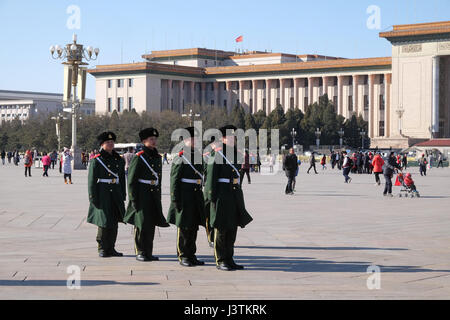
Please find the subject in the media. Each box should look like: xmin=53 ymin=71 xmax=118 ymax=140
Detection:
xmin=0 ymin=0 xmax=449 ymax=99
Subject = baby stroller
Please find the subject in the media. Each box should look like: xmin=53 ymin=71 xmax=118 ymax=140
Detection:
xmin=395 ymin=172 xmax=420 ymax=198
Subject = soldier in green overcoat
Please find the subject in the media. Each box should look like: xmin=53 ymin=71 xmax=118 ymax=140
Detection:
xmin=167 ymin=126 xmax=206 ymax=267
xmin=123 ymin=128 xmax=170 ymax=262
xmin=87 ymin=131 xmax=126 ymax=258
xmin=204 ymin=125 xmax=253 ymax=271
xmin=202 ymin=137 xmax=217 ymax=248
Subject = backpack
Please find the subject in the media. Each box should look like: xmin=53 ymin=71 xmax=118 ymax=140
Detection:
xmin=24 ymin=156 xmax=30 ymax=165
xmin=346 ymin=157 xmax=353 ymax=167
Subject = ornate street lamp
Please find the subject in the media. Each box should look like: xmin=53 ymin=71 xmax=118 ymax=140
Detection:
xmin=290 ymin=128 xmax=297 ymax=148
xmin=338 ymin=128 xmax=344 ymax=149
xmin=396 ymin=104 xmax=405 ymax=137
xmin=359 ymin=129 xmax=366 ymax=149
xmin=50 ymin=34 xmax=99 ymax=169
xmin=50 ymin=112 xmax=68 ymax=152
xmin=182 ymin=109 xmax=200 ymax=126
xmin=315 ymin=128 xmax=321 ymax=150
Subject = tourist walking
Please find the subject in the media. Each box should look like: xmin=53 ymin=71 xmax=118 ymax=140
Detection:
xmin=240 ymin=150 xmax=251 ymax=185
xmin=1 ymin=150 xmax=5 ymax=165
xmin=41 ymin=152 xmax=51 ymax=177
xmin=122 ymin=147 xmax=135 ymax=176
xmin=419 ymin=154 xmax=428 ymax=176
xmin=62 ymin=148 xmax=73 ymax=184
xmin=383 ymin=152 xmax=402 ymax=197
xmin=436 ymin=153 xmax=444 ymax=168
xmin=307 ymin=152 xmax=318 ymax=174
xmin=372 ymin=152 xmax=384 ymax=186
xmin=342 ymin=151 xmax=352 ymax=183
xmin=283 ymin=148 xmax=298 ymax=195
xmin=24 ymin=150 xmax=32 ymax=177
xmin=320 ymin=154 xmax=327 ymax=170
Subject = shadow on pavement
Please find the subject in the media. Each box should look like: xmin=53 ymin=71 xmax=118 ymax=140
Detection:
xmin=232 ymin=255 xmax=450 ymax=273
xmin=235 ymin=245 xmax=408 ymax=251
xmin=0 ymin=280 xmax=158 ymax=286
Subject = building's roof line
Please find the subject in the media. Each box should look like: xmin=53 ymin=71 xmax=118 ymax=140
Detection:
xmin=142 ymin=48 xmax=236 ymax=60
xmin=0 ymin=89 xmax=62 ymax=97
xmin=88 ymin=57 xmax=391 ymax=77
xmin=204 ymin=57 xmax=391 ymax=75
xmin=414 ymin=139 xmax=450 ymax=147
xmin=380 ymin=20 xmax=450 ymax=39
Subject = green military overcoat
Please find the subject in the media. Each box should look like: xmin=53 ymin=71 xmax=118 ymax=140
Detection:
xmin=166 ymin=149 xmax=206 ymax=229
xmin=123 ymin=146 xmax=168 ymax=229
xmin=204 ymin=145 xmax=253 ymax=229
xmin=87 ymin=150 xmax=126 ymax=228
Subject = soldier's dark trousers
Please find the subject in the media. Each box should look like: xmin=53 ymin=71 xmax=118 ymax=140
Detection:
xmin=214 ymin=227 xmax=237 ymax=265
xmin=134 ymin=225 xmax=155 ymax=257
xmin=177 ymin=227 xmax=198 ymax=260
xmin=96 ymin=225 xmax=118 ymax=253
xmin=205 ymin=216 xmax=215 ymax=243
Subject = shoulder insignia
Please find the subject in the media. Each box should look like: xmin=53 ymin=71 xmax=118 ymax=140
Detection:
xmin=137 ymin=151 xmax=144 ymax=156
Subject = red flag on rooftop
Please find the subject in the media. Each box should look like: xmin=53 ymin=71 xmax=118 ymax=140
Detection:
xmin=235 ymin=35 xmax=243 ymax=43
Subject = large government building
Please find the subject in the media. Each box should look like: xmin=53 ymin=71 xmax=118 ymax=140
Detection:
xmin=0 ymin=90 xmax=95 ymax=124
xmin=88 ymin=21 xmax=450 ymax=148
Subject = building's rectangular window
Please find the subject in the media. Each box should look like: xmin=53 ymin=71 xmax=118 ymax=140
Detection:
xmin=276 ymin=98 xmax=280 ymax=107
xmin=333 ymin=96 xmax=338 ymax=111
xmin=117 ymin=79 xmax=124 ymax=88
xmin=379 ymin=74 xmax=385 ymax=84
xmin=107 ymin=98 xmax=112 ymax=112
xmin=211 ymin=100 xmax=214 ymax=105
xmin=108 ymin=80 xmax=112 ymax=88
xmin=348 ymin=96 xmax=353 ymax=111
xmin=379 ymin=121 xmax=385 ymax=137
xmin=171 ymin=99 xmax=173 ymax=110
xmin=304 ymin=97 xmax=308 ymax=108
xmin=128 ymin=79 xmax=133 ymax=87
xmin=117 ymin=97 xmax=123 ymax=112
xmin=250 ymin=98 xmax=253 ymax=110
xmin=128 ymin=97 xmax=133 ymax=110
xmin=363 ymin=75 xmax=368 ymax=85
xmin=379 ymin=94 xmax=385 ymax=110
xmin=333 ymin=77 xmax=338 ymax=86
xmin=223 ymin=100 xmax=227 ymax=107
xmin=290 ymin=97 xmax=294 ymax=109
xmin=364 ymin=95 xmax=369 ymax=110
xmin=263 ymin=98 xmax=266 ymax=111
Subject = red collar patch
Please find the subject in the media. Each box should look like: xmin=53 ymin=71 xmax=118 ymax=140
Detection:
xmin=137 ymin=151 xmax=144 ymax=156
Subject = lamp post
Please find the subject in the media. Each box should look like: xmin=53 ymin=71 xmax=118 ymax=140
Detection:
xmin=50 ymin=112 xmax=68 ymax=152
xmin=290 ymin=128 xmax=297 ymax=148
xmin=315 ymin=128 xmax=321 ymax=150
xmin=396 ymin=105 xmax=405 ymax=137
xmin=338 ymin=128 xmax=344 ymax=149
xmin=359 ymin=129 xmax=366 ymax=149
xmin=182 ymin=109 xmax=200 ymax=126
xmin=50 ymin=34 xmax=99 ymax=169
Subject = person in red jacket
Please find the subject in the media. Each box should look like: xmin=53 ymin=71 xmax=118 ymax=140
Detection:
xmin=372 ymin=152 xmax=385 ymax=186
xmin=41 ymin=152 xmax=51 ymax=177
xmin=24 ymin=150 xmax=33 ymax=177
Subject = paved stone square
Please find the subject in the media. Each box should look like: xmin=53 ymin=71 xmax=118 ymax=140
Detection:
xmin=0 ymin=161 xmax=449 ymax=299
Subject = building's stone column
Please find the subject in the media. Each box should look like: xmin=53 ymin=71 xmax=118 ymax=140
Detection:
xmin=308 ymin=77 xmax=314 ymax=106
xmin=201 ymin=82 xmax=206 ymax=106
xmin=280 ymin=79 xmax=286 ymax=111
xmin=368 ymin=74 xmax=375 ymax=139
xmin=265 ymin=79 xmax=271 ymax=114
xmin=352 ymin=75 xmax=359 ymax=116
xmin=167 ymin=79 xmax=173 ymax=110
xmin=190 ymin=81 xmax=195 ymax=105
xmin=385 ymin=73 xmax=391 ymax=137
xmin=337 ymin=76 xmax=344 ymax=116
xmin=432 ymin=56 xmax=440 ymax=138
xmin=214 ymin=82 xmax=219 ymax=107
xmin=294 ymin=78 xmax=300 ymax=109
xmin=252 ymin=80 xmax=258 ymax=113
xmin=322 ymin=76 xmax=329 ymax=99
xmin=226 ymin=81 xmax=233 ymax=113
xmin=179 ymin=80 xmax=184 ymax=112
